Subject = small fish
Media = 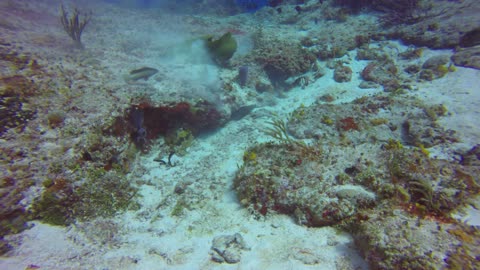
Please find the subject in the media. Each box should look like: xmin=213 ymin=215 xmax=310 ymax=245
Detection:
xmin=124 ymin=67 xmax=158 ymax=82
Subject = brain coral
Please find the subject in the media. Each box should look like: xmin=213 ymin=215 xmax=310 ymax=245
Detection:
xmin=252 ymin=38 xmax=316 ymax=84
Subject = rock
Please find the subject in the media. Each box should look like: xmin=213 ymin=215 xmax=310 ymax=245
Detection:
xmin=361 ymin=61 xmax=399 ymax=91
xmin=419 ymin=55 xmax=452 ymax=80
xmin=291 ymin=248 xmax=321 ymax=265
xmin=333 ymin=65 xmax=353 ymax=83
xmin=210 ymin=233 xmax=249 ymax=264
xmin=358 ymin=81 xmax=378 ymax=89
xmin=385 ymin=0 xmax=480 ymax=49
xmin=350 ymin=211 xmax=461 ymax=270
xmin=0 ymin=238 xmax=12 ymax=255
xmin=459 ymin=27 xmax=480 ymax=48
xmin=331 ymin=184 xmax=376 ymax=206
xmin=460 ymin=145 xmax=480 ymax=166
xmin=419 ymin=69 xmax=435 ymax=81
xmin=404 ymin=64 xmax=421 ymax=74
xmin=422 ymin=55 xmax=450 ymax=69
xmin=255 ymin=78 xmax=274 ymax=92
xmin=452 ymin=46 xmax=480 ymax=69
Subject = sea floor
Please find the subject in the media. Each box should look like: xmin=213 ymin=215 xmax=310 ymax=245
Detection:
xmin=1 ymin=1 xmax=479 ymax=269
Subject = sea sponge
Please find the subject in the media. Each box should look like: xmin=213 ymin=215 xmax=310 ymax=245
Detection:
xmin=333 ymin=65 xmax=353 ymax=82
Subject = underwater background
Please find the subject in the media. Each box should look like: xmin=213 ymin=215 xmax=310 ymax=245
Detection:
xmin=1 ymin=0 xmax=480 ymax=269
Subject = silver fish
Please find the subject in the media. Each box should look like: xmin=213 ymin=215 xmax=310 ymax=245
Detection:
xmin=124 ymin=67 xmax=158 ymax=82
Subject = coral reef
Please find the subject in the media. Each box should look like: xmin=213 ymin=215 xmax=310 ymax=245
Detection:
xmin=234 ymin=142 xmax=377 ymax=226
xmin=452 ymin=46 xmax=480 ymax=70
xmin=248 ymin=32 xmax=316 ymax=87
xmin=234 ymin=90 xmax=480 ymax=268
xmin=0 ymin=0 xmax=479 ymax=268
xmin=333 ymin=65 xmax=352 ymax=83
xmin=32 ymin=167 xmax=139 ymax=226
xmin=349 ymin=211 xmax=458 ymax=270
xmin=0 ymin=176 xmax=33 ymax=242
xmin=360 ymin=60 xmax=400 ymax=92
xmin=117 ymin=100 xmax=225 ymax=150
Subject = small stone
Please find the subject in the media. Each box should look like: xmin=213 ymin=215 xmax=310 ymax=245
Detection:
xmin=422 ymin=55 xmax=450 ymax=69
xmin=210 ymin=233 xmax=249 ymax=264
xmin=452 ymin=47 xmax=480 ymax=70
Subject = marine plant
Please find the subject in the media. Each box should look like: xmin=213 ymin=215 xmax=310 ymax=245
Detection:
xmin=164 ymin=128 xmax=195 ymax=156
xmin=47 ymin=111 xmax=66 ymax=129
xmin=60 ymin=4 xmax=92 ymax=49
xmin=263 ymin=117 xmax=293 ymax=145
xmin=408 ymin=178 xmax=437 ymax=213
xmin=31 ymin=166 xmax=139 ymax=225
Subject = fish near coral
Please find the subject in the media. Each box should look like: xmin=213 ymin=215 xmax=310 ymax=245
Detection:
xmin=206 ymin=32 xmax=237 ymax=65
xmin=124 ymin=67 xmax=158 ymax=82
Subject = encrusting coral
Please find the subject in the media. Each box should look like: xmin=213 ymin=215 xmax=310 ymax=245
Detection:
xmin=234 ymin=92 xmax=480 ymax=269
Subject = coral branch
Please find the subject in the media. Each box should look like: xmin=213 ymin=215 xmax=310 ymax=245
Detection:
xmin=60 ymin=4 xmax=91 ymax=49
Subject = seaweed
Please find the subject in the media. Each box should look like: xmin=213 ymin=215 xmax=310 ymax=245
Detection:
xmin=263 ymin=117 xmax=293 ymax=144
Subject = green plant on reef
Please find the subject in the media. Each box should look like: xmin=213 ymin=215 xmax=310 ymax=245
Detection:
xmin=75 ymin=168 xmax=139 ymax=219
xmin=436 ymin=65 xmax=449 ymax=77
xmin=205 ymin=32 xmax=237 ymax=64
xmin=264 ymin=117 xmax=293 ymax=145
xmin=321 ymin=115 xmax=334 ymax=125
xmin=424 ymin=104 xmax=448 ymax=121
xmin=408 ymin=178 xmax=437 ymax=212
xmin=448 ymin=64 xmax=457 ymax=72
xmin=263 ymin=116 xmax=314 ymax=155
xmin=243 ymin=150 xmax=257 ymax=164
xmin=31 ymin=182 xmax=77 ymax=226
xmin=370 ymin=118 xmax=388 ymax=126
xmin=165 ymin=128 xmax=195 ymax=156
xmin=384 ymin=139 xmax=403 ymax=150
xmin=32 ymin=167 xmax=139 ymax=225
xmin=47 ymin=111 xmax=65 ymax=128
xmin=289 ymin=104 xmax=306 ymax=121
xmin=171 ymin=199 xmax=188 ymax=217
xmin=385 ymin=147 xmax=409 ymax=179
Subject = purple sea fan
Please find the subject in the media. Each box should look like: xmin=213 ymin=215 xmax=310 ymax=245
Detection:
xmin=129 ymin=108 xmax=147 ymax=146
xmin=239 ymin=66 xmax=249 ymax=87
